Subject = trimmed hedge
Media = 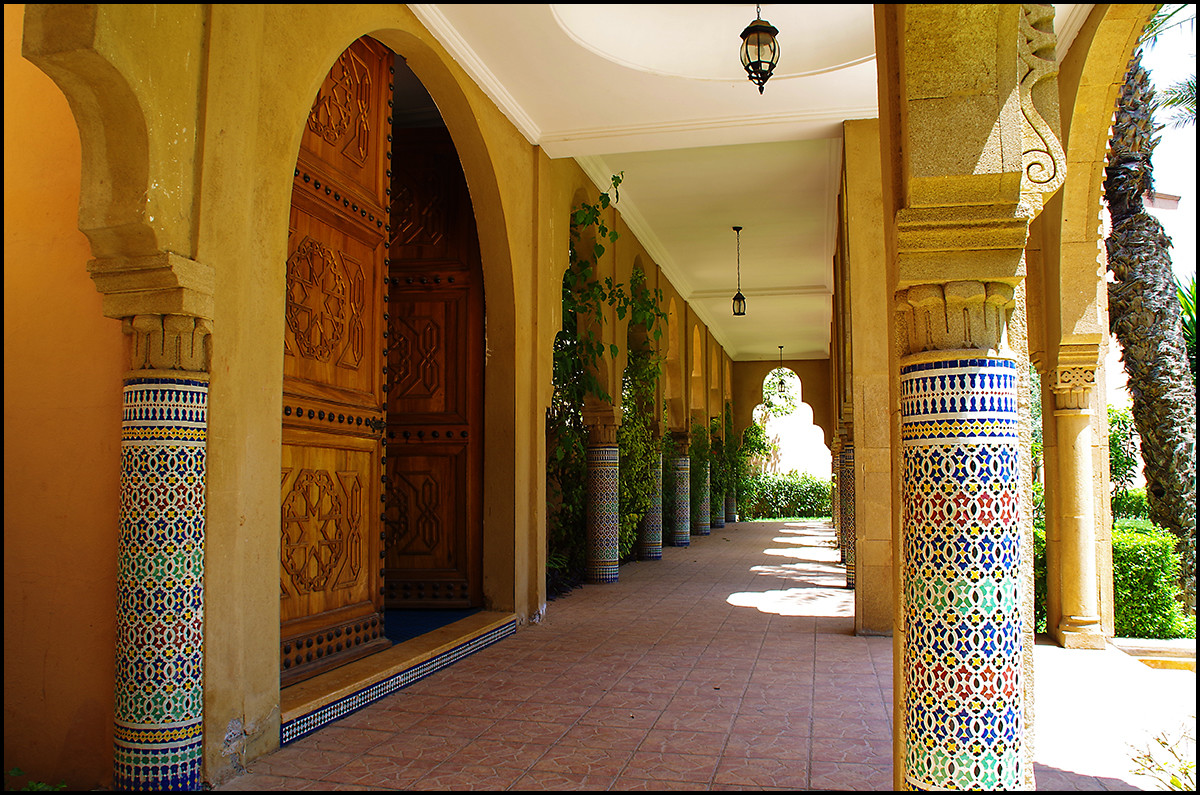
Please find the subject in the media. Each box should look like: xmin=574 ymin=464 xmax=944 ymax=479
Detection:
xmin=1112 ymin=519 xmax=1193 ymax=639
xmin=1033 ymin=518 xmax=1193 ymax=639
xmin=739 ymin=471 xmax=832 ymax=519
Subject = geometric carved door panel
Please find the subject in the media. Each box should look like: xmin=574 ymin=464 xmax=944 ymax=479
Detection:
xmin=384 ymin=124 xmax=484 ymax=608
xmin=281 ymin=35 xmax=393 ymax=686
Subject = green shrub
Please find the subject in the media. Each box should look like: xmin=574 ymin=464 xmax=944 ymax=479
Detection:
xmin=1112 ymin=486 xmax=1150 ymax=519
xmin=1031 ymin=518 xmax=1192 ymax=639
xmin=1033 ymin=523 xmax=1047 ymax=632
xmin=1112 ymin=519 xmax=1193 ymax=639
xmin=739 ymin=471 xmax=832 ymax=519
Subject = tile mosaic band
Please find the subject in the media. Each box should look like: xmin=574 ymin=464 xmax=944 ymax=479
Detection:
xmin=116 ymin=377 xmax=207 ymax=791
xmin=586 ymin=445 xmax=620 ymax=583
xmin=900 ymin=355 xmax=1023 ymax=791
xmin=280 ymin=619 xmax=518 ymax=745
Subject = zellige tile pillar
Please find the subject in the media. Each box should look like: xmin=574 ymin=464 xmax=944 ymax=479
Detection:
xmin=114 ymin=314 xmax=211 ymax=791
xmin=638 ymin=449 xmax=664 ymax=560
xmin=896 ymin=283 xmax=1024 ymax=790
xmin=668 ymin=431 xmax=690 ymax=547
xmin=585 ymin=421 xmax=620 ymax=583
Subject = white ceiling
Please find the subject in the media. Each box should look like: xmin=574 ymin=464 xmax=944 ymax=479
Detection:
xmin=409 ymin=4 xmax=1091 ymax=361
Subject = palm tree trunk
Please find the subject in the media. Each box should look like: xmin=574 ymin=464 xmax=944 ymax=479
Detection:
xmin=1105 ymin=50 xmax=1197 ymax=616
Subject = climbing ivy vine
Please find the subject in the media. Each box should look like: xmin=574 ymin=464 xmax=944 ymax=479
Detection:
xmin=618 ymin=266 xmax=667 ymax=559
xmin=548 ymin=174 xmax=669 ymax=589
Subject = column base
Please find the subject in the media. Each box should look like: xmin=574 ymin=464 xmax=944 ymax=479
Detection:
xmin=1056 ymin=616 xmax=1106 ymax=649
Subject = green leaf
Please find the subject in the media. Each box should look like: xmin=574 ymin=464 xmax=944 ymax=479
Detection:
xmin=610 ymin=344 xmax=620 ymax=359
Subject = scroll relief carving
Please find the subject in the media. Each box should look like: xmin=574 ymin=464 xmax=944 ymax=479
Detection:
xmin=895 ymin=281 xmax=1016 ymax=355
xmin=124 ymin=314 xmax=212 ymax=373
xmin=1018 ymin=3 xmax=1066 ymax=211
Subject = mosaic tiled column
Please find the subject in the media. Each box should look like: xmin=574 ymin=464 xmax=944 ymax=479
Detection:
xmin=669 ymin=452 xmax=690 ymax=547
xmin=835 ymin=439 xmax=844 ymax=564
xmin=900 ymin=351 xmax=1023 ymax=791
xmin=711 ymin=485 xmax=725 ymax=529
xmin=692 ymin=461 xmax=710 ymax=536
xmin=840 ymin=443 xmax=856 ymax=589
xmin=586 ymin=440 xmax=620 ymax=583
xmin=637 ymin=450 xmax=663 ymax=560
xmin=724 ymin=491 xmax=736 ymax=523
xmin=115 ymin=314 xmax=211 ymax=790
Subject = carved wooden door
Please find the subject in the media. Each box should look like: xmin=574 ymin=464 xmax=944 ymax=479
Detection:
xmin=280 ymin=36 xmax=393 ymax=686
xmin=384 ymin=125 xmax=484 ymax=608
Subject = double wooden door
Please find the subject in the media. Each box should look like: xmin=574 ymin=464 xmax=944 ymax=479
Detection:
xmin=281 ymin=38 xmax=483 ymax=687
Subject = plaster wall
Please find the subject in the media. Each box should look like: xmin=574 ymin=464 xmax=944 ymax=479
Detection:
xmin=731 ymin=359 xmax=834 ymax=449
xmin=3 ymin=5 xmax=124 ymax=788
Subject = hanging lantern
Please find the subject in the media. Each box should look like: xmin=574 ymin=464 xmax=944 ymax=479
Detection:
xmin=732 ymin=226 xmax=747 ymax=316
xmin=777 ymin=346 xmax=786 ymax=392
xmin=740 ymin=5 xmax=780 ymax=94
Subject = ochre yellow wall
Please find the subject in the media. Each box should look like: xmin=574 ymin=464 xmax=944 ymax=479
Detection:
xmin=3 ymin=4 xmax=123 ymax=789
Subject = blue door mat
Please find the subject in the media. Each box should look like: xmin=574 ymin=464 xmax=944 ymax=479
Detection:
xmin=384 ymin=607 xmax=482 ymax=644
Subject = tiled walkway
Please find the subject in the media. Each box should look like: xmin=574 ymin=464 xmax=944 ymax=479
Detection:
xmin=218 ymin=520 xmax=1195 ymax=791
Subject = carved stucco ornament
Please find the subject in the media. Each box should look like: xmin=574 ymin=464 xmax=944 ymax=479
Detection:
xmin=1018 ymin=3 xmax=1067 ymax=217
xmin=124 ymin=313 xmax=212 ymax=373
xmin=894 ymin=281 xmax=1017 ymax=355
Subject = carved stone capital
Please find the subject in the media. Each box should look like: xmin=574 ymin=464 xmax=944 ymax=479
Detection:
xmin=1050 ymin=343 xmax=1099 ymax=410
xmin=124 ymin=313 xmax=212 ymax=374
xmin=895 ymin=281 xmax=1016 ymax=355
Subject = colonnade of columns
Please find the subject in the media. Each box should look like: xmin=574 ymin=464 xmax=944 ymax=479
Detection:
xmin=584 ymin=424 xmax=737 ymax=582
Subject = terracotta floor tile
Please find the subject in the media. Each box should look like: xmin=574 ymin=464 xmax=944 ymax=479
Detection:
xmin=809 ymin=735 xmax=892 ymax=765
xmin=334 ymin=704 xmax=426 ymax=733
xmin=579 ymin=704 xmax=663 ymax=729
xmin=625 ymin=750 xmax=721 ymax=784
xmin=712 ymin=755 xmax=810 ymax=789
xmin=475 ymin=717 xmax=573 ymax=745
xmin=411 ymin=760 xmax=527 ymax=790
xmin=721 ymin=730 xmax=810 ymax=759
xmin=653 ymin=708 xmax=738 ymax=734
xmin=638 ymin=727 xmax=729 ymax=756
xmin=365 ymin=732 xmax=472 ymax=764
xmin=612 ymin=774 xmax=711 ymax=790
xmin=807 ymin=760 xmax=894 ymax=790
xmin=449 ymin=737 xmax=551 ymax=769
xmin=404 ymin=711 xmax=497 ymax=739
xmin=283 ymin=725 xmax=391 ymax=755
xmin=318 ymin=754 xmax=440 ymax=789
xmin=510 ymin=769 xmax=617 ymax=790
xmin=557 ymin=723 xmax=650 ymax=751
xmin=530 ymin=744 xmax=634 ymax=777
xmin=244 ymin=748 xmax=357 ymax=779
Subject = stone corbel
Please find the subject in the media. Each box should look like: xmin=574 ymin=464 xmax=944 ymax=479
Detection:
xmin=895 ymin=281 xmax=1016 ymax=354
xmin=124 ymin=313 xmax=213 ymax=374
xmin=88 ymin=251 xmax=214 ymax=322
xmin=1018 ymin=3 xmax=1066 ymax=218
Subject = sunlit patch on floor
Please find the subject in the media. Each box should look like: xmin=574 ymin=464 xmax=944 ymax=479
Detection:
xmin=726 ymin=587 xmax=854 ymax=617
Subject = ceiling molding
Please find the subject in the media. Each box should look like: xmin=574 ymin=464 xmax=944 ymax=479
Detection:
xmin=408 ymin=4 xmax=542 ymax=146
xmin=540 ymin=104 xmax=879 ymax=154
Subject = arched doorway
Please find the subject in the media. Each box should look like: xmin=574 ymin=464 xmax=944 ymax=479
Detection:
xmin=280 ymin=36 xmax=485 ymax=687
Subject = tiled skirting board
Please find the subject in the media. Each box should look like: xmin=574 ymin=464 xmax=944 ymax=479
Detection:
xmin=280 ymin=611 xmax=518 ymax=745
